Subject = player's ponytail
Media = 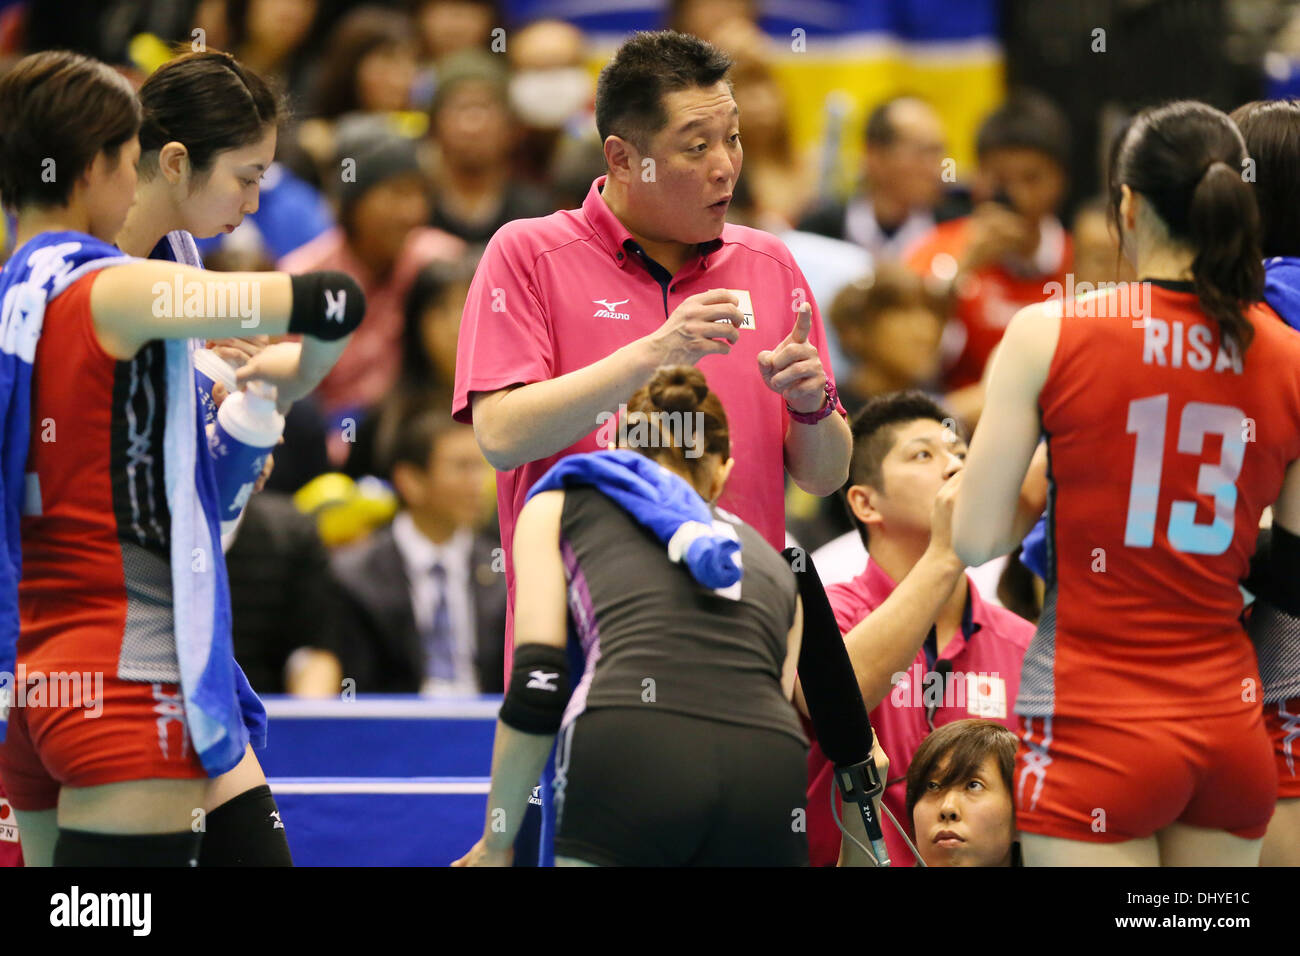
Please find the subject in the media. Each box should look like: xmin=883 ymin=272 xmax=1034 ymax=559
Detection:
xmin=622 ymin=366 xmax=730 ymax=493
xmin=1188 ymin=159 xmax=1261 ymax=354
xmin=1111 ymin=100 xmax=1263 ymax=356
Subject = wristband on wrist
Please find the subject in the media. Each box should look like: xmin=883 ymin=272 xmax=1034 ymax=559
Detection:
xmin=787 ymin=381 xmax=838 ymax=424
xmin=288 ymin=271 xmax=366 ymax=340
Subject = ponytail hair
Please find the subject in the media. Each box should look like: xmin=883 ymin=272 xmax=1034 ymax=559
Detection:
xmin=621 ymin=366 xmax=730 ymax=487
xmin=1110 ymin=101 xmax=1262 ymax=355
xmin=1189 ymin=159 xmax=1262 ymax=353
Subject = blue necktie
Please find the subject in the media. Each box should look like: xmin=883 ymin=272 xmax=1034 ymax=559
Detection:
xmin=426 ymin=562 xmax=456 ymax=682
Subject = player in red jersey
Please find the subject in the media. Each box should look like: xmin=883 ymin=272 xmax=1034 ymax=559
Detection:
xmin=0 ymin=51 xmax=361 ymax=866
xmin=953 ymin=100 xmax=1300 ymax=866
xmin=114 ymin=50 xmax=297 ymax=867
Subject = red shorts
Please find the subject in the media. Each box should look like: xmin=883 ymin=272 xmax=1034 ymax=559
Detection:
xmin=1014 ymin=707 xmax=1277 ymax=842
xmin=1264 ymin=697 xmax=1300 ymax=800
xmin=0 ymin=670 xmax=206 ymax=812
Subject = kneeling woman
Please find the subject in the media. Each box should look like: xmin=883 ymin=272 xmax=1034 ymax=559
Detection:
xmin=456 ymin=367 xmax=809 ymax=866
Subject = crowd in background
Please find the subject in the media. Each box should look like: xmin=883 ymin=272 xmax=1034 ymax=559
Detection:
xmin=0 ymin=0 xmax=1296 ymax=700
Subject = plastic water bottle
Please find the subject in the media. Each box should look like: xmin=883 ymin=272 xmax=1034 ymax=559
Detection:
xmin=209 ymin=381 xmax=285 ymax=536
xmin=194 ymin=348 xmax=237 ymax=427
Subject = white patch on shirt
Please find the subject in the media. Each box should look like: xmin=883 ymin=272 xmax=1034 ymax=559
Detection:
xmin=965 ymin=674 xmax=1007 ymax=719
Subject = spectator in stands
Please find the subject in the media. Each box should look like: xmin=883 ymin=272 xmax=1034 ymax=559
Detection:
xmin=332 ymin=410 xmax=505 ymax=695
xmin=668 ymin=0 xmax=757 ymax=40
xmin=280 ymin=127 xmax=464 ymax=461
xmin=346 ymin=255 xmax=477 ymax=480
xmin=788 ymin=266 xmax=948 ymax=552
xmin=1070 ymin=195 xmax=1134 ymax=289
xmin=225 ymin=491 xmax=343 ymax=696
xmin=798 ymin=96 xmax=953 ymax=262
xmin=415 ymin=0 xmax=500 ymax=65
xmin=508 ymin=18 xmax=596 ymax=186
xmin=427 ymin=51 xmax=551 ymax=246
xmin=223 ymin=0 xmax=327 ymax=108
xmin=905 ymin=719 xmax=1020 ymax=866
xmin=801 ymin=392 xmax=1037 ymax=867
xmin=828 ymin=264 xmax=947 ymax=420
xmin=310 ymin=6 xmax=419 ymax=120
xmin=906 ymin=92 xmax=1073 ymax=397
xmin=726 ymin=54 xmax=813 ymax=229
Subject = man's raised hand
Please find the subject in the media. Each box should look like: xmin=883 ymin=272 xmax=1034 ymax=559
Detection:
xmin=758 ymin=302 xmax=827 ymax=414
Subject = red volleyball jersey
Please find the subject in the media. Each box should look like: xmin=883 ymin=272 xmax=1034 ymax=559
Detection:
xmin=1018 ymin=281 xmax=1300 ymax=721
xmin=19 ymin=272 xmax=176 ymax=675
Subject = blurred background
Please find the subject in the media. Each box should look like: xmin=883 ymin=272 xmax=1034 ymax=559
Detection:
xmin=1 ymin=0 xmax=1297 ymax=698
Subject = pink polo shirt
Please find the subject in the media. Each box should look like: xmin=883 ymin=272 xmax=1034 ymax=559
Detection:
xmin=805 ymin=559 xmax=1034 ymax=866
xmin=453 ymin=175 xmax=844 ymax=669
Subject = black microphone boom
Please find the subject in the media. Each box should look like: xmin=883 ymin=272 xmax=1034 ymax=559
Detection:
xmin=782 ymin=547 xmax=891 ymax=865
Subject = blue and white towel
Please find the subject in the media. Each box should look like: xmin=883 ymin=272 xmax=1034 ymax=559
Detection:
xmin=526 ymin=449 xmax=742 ymax=589
xmin=153 ymin=230 xmax=266 ymax=766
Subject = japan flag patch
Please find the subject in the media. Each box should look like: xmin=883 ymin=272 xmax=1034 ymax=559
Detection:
xmin=0 ymin=797 xmax=19 ymax=843
xmin=965 ymin=674 xmax=1007 ymax=719
xmin=720 ymin=289 xmax=755 ymax=329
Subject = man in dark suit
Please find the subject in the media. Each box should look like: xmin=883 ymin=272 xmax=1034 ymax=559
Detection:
xmin=332 ymin=409 xmax=506 ymax=694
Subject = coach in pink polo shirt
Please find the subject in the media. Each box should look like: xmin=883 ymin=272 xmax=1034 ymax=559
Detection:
xmin=804 ymin=392 xmax=1035 ymax=866
xmin=453 ymin=31 xmax=850 ymax=667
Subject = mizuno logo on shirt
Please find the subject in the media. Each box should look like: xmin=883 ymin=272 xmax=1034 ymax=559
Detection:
xmin=527 ymin=670 xmax=559 ymax=691
xmin=593 ymin=298 xmax=630 ymax=320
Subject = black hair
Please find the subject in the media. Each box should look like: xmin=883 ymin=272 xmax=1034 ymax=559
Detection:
xmin=842 ymin=391 xmax=959 ymax=549
xmin=595 ymin=30 xmax=732 ymax=153
xmin=905 ymin=719 xmax=1019 ymax=830
xmin=1110 ymin=100 xmax=1263 ymax=354
xmin=0 ymin=50 xmax=141 ymax=210
xmin=976 ymin=90 xmax=1071 ymax=173
xmin=399 ymin=255 xmax=479 ymax=391
xmin=1230 ymin=99 xmax=1300 ymax=259
xmin=388 ymin=407 xmax=461 ymax=485
xmin=138 ymin=50 xmax=283 ymax=182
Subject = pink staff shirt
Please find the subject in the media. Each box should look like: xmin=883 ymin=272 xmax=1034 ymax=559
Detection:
xmin=805 ymin=559 xmax=1034 ymax=866
xmin=453 ymin=175 xmax=844 ymax=671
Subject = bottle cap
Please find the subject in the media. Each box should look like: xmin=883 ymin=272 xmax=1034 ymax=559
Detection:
xmin=242 ymin=380 xmax=280 ymax=416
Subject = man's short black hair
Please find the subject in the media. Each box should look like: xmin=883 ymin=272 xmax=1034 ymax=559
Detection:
xmin=595 ymin=30 xmax=733 ymax=153
xmin=975 ymin=90 xmax=1071 ymax=174
xmin=388 ymin=408 xmax=461 ymax=501
xmin=842 ymin=391 xmax=959 ymax=549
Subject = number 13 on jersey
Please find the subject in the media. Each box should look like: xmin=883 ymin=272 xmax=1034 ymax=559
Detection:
xmin=1124 ymin=394 xmax=1246 ymax=555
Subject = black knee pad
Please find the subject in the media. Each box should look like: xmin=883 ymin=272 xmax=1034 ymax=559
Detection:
xmin=199 ymin=784 xmax=293 ymax=867
xmin=54 ymin=828 xmax=201 ymax=867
